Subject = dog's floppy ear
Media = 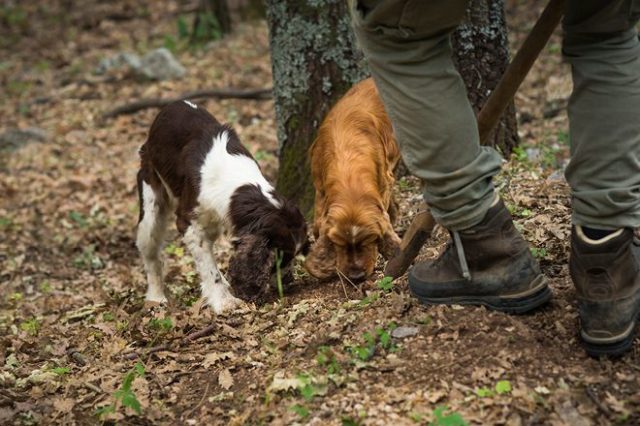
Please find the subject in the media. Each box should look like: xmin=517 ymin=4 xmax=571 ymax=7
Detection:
xmin=304 ymin=233 xmax=337 ymax=280
xmin=228 ymin=234 xmax=275 ymax=303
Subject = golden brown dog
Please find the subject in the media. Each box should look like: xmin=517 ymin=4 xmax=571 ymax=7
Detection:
xmin=305 ymin=78 xmax=402 ymax=282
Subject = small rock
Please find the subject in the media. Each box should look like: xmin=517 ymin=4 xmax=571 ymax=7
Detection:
xmin=138 ymin=48 xmax=185 ymax=80
xmin=95 ymin=52 xmax=141 ymax=75
xmin=547 ymin=170 xmax=565 ymax=182
xmin=0 ymin=127 xmax=48 ymax=152
xmin=526 ymin=147 xmax=541 ymax=163
xmin=94 ymin=48 xmax=185 ymax=81
xmin=391 ymin=326 xmax=419 ymax=339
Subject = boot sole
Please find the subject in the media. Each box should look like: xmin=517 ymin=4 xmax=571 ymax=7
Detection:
xmin=583 ymin=334 xmax=635 ymax=358
xmin=582 ymin=316 xmax=638 ymax=358
xmin=411 ymin=275 xmax=551 ymax=314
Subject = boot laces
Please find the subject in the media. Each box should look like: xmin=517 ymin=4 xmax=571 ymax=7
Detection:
xmin=433 ymin=231 xmax=472 ymax=281
xmin=453 ymin=231 xmax=471 ymax=281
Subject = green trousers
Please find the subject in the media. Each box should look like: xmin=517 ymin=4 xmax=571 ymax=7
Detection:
xmin=351 ymin=0 xmax=640 ymax=231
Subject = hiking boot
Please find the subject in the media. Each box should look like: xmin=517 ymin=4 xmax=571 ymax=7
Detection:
xmin=570 ymin=226 xmax=640 ymax=357
xmin=408 ymin=200 xmax=551 ymax=314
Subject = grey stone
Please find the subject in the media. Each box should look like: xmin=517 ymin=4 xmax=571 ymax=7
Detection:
xmin=95 ymin=52 xmax=141 ymax=75
xmin=547 ymin=170 xmax=566 ymax=182
xmin=391 ymin=326 xmax=419 ymax=339
xmin=138 ymin=48 xmax=186 ymax=81
xmin=0 ymin=127 xmax=48 ymax=152
xmin=526 ymin=148 xmax=541 ymax=163
xmin=94 ymin=48 xmax=185 ymax=81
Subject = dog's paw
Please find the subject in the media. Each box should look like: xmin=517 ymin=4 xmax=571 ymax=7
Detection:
xmin=304 ymin=236 xmax=337 ymax=280
xmin=202 ymin=283 xmax=244 ymax=314
xmin=304 ymin=258 xmax=337 ymax=281
xmin=145 ymin=290 xmax=168 ymax=305
xmin=209 ymin=294 xmax=243 ymax=315
xmin=381 ymin=230 xmax=402 ymax=260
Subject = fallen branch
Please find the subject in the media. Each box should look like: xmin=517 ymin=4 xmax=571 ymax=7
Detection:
xmin=586 ymin=385 xmax=611 ymax=417
xmin=102 ymin=87 xmax=272 ymax=118
xmin=120 ymin=324 xmax=217 ymax=360
xmin=182 ymin=325 xmax=216 ymax=343
xmin=166 ymin=369 xmax=208 ymax=386
xmin=122 ymin=344 xmax=169 ymax=360
xmin=84 ymin=382 xmax=103 ymax=394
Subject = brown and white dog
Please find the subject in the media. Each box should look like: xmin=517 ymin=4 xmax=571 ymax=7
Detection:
xmin=136 ymin=100 xmax=308 ymax=313
xmin=305 ymin=78 xmax=402 ymax=282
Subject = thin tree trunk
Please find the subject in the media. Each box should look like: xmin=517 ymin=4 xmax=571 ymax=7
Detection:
xmin=193 ymin=0 xmax=232 ymax=40
xmin=452 ymin=0 xmax=518 ymax=155
xmin=266 ymin=1 xmax=368 ymax=217
xmin=228 ymin=0 xmax=266 ymax=20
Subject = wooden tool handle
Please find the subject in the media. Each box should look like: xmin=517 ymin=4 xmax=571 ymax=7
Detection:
xmin=384 ymin=203 xmax=436 ymax=278
xmin=478 ymin=0 xmax=566 ymax=143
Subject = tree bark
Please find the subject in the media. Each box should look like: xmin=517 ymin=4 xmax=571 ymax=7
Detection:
xmin=452 ymin=0 xmax=518 ymax=155
xmin=266 ymin=1 xmax=368 ymax=217
xmin=227 ymin=0 xmax=266 ymax=20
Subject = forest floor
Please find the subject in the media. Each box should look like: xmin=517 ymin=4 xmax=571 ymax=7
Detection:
xmin=1 ymin=1 xmax=639 ymax=425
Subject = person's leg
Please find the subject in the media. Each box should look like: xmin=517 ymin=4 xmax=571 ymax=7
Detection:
xmin=564 ymin=0 xmax=640 ymax=229
xmin=350 ymin=0 xmax=501 ymax=230
xmin=563 ymin=0 xmax=640 ymax=356
xmin=350 ymin=0 xmax=550 ymax=313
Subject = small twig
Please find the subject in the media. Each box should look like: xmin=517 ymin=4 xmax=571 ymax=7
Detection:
xmin=166 ymin=369 xmax=208 ymax=386
xmin=586 ymin=385 xmax=611 ymax=416
xmin=103 ymin=87 xmax=272 ymax=118
xmin=122 ymin=324 xmax=217 ymax=361
xmin=122 ymin=344 xmax=169 ymax=360
xmin=84 ymin=382 xmax=103 ymax=394
xmin=624 ymin=359 xmax=640 ymax=372
xmin=0 ymin=389 xmax=25 ymax=403
xmin=182 ymin=325 xmax=216 ymax=343
xmin=185 ymin=380 xmax=210 ymax=417
xmin=336 ymin=269 xmax=366 ymax=296
xmin=336 ymin=272 xmax=349 ymax=301
xmin=0 ymin=393 xmax=14 ymax=407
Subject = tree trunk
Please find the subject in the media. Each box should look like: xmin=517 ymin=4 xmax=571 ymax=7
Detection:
xmin=193 ymin=0 xmax=232 ymax=41
xmin=452 ymin=0 xmax=518 ymax=155
xmin=227 ymin=0 xmax=266 ymax=21
xmin=266 ymin=1 xmax=368 ymax=217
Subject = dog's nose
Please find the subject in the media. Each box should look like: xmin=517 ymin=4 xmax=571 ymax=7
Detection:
xmin=348 ymin=270 xmax=366 ymax=283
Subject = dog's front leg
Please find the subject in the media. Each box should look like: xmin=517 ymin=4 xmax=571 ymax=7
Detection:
xmin=183 ymin=223 xmax=241 ymax=314
xmin=380 ymin=219 xmax=402 ymax=260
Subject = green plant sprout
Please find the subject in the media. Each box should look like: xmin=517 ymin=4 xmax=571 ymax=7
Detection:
xmin=275 ymin=248 xmax=284 ymax=300
xmin=96 ymin=362 xmax=146 ymax=417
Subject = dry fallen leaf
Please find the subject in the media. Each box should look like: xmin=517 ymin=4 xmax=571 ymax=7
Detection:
xmin=218 ymin=368 xmax=233 ymax=390
xmin=202 ymin=351 xmax=234 ymax=369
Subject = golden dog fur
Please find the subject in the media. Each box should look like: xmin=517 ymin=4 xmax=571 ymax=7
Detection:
xmin=305 ymin=78 xmax=402 ymax=281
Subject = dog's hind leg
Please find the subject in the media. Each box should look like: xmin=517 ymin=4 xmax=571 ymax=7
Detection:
xmin=136 ymin=169 xmax=172 ymax=303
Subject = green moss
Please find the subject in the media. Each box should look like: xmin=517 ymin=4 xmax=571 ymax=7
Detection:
xmin=276 ymin=139 xmax=316 ymax=218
